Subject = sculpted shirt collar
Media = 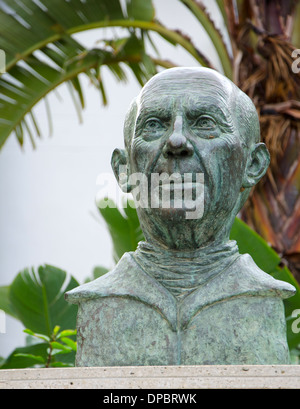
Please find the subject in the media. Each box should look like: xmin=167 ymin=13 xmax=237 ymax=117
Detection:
xmin=65 ymin=241 xmax=295 ymax=331
xmin=133 ymin=240 xmax=239 ymax=300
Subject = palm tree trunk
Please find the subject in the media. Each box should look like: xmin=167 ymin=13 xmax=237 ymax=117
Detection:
xmin=230 ymin=0 xmax=300 ymax=281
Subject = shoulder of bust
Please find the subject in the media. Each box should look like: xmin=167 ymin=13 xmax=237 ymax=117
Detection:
xmin=227 ymin=253 xmax=296 ymax=299
xmin=65 ymin=252 xmax=139 ymax=304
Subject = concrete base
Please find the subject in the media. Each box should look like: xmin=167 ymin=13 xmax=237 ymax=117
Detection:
xmin=0 ymin=365 xmax=300 ymax=389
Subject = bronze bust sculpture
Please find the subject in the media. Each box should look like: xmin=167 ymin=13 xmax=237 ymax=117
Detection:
xmin=66 ymin=67 xmax=295 ymax=366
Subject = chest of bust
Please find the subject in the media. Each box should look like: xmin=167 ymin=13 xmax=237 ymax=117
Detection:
xmin=75 ymin=294 xmax=289 ymax=366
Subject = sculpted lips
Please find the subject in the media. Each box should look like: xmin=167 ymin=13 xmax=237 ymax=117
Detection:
xmin=157 ymin=174 xmax=204 ymax=190
xmin=149 ymin=172 xmax=205 ymax=208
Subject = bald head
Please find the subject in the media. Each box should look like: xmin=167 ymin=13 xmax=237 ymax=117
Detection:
xmin=112 ymin=66 xmax=269 ymax=248
xmin=124 ymin=67 xmax=260 ymax=153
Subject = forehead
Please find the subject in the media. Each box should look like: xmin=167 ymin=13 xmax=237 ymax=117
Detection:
xmin=138 ymin=73 xmax=234 ymax=116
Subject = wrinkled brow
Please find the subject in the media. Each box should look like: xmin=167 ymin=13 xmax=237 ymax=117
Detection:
xmin=188 ymin=103 xmax=227 ymax=120
xmin=137 ymin=97 xmax=173 ymax=119
xmin=187 ymin=97 xmax=235 ymax=131
xmin=135 ymin=106 xmax=172 ymax=133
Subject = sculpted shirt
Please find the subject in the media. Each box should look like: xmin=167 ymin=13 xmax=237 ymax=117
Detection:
xmin=65 ymin=241 xmax=295 ymax=366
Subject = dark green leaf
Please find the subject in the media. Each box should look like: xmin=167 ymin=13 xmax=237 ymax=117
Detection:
xmin=97 ymin=199 xmax=144 ymax=262
xmin=9 ymin=265 xmax=79 ymax=336
xmin=93 ymin=266 xmax=109 ymax=279
xmin=0 ymin=286 xmax=18 ymax=319
xmin=230 ymin=217 xmax=280 ymax=273
xmin=1 ymin=343 xmax=48 ymax=369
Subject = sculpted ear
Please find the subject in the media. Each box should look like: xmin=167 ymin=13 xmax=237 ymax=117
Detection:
xmin=111 ymin=148 xmax=132 ymax=193
xmin=242 ymin=143 xmax=270 ymax=188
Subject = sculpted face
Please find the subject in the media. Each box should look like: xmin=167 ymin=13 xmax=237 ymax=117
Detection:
xmin=112 ymin=68 xmax=270 ymax=249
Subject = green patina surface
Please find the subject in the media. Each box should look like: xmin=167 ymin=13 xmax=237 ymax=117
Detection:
xmin=66 ymin=67 xmax=296 ymax=366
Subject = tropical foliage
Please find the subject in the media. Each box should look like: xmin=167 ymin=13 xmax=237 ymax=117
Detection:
xmin=0 ymin=265 xmax=79 ymax=368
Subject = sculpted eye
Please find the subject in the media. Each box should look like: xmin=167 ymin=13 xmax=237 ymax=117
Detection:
xmin=193 ymin=115 xmax=216 ymax=130
xmin=144 ymin=118 xmax=164 ymax=131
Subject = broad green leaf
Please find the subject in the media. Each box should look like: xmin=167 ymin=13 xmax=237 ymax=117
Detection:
xmin=9 ymin=265 xmax=79 ymax=336
xmin=0 ymin=343 xmax=48 ymax=369
xmin=0 ymin=285 xmax=18 ymax=319
xmin=97 ymin=198 xmax=144 ymax=262
xmin=52 ymin=348 xmax=76 ymax=366
xmin=92 ymin=266 xmax=109 ymax=280
xmin=230 ymin=217 xmax=280 ymax=273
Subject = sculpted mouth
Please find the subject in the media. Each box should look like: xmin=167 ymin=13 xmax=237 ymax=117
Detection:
xmin=160 ymin=182 xmax=202 ymax=191
xmin=150 ymin=173 xmax=205 ymax=205
xmin=153 ymin=172 xmax=204 ymax=186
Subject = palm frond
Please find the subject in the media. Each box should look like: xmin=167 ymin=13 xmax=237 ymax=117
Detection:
xmin=179 ymin=0 xmax=233 ymax=78
xmin=0 ymin=33 xmax=168 ymax=149
xmin=0 ymin=0 xmax=218 ymax=149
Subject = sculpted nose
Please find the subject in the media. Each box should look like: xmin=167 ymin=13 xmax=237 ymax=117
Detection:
xmin=162 ymin=117 xmax=193 ymax=158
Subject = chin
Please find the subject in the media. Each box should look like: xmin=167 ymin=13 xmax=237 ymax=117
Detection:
xmin=154 ymin=206 xmax=187 ymax=220
xmin=147 ymin=201 xmax=205 ymax=223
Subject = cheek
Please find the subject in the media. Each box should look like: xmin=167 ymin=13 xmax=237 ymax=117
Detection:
xmin=212 ymin=136 xmax=245 ymax=174
xmin=130 ymin=138 xmax=160 ymax=173
xmin=206 ymin=138 xmax=246 ymax=199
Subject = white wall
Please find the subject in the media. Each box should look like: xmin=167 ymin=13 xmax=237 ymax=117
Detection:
xmin=0 ymin=0 xmax=224 ymax=358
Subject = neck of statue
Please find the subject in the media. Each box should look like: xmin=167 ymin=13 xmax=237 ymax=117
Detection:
xmin=139 ymin=211 xmax=234 ymax=251
xmin=133 ymin=239 xmax=240 ymax=300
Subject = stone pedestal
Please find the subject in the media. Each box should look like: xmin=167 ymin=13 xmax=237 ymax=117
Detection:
xmin=1 ymin=365 xmax=299 ymax=389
